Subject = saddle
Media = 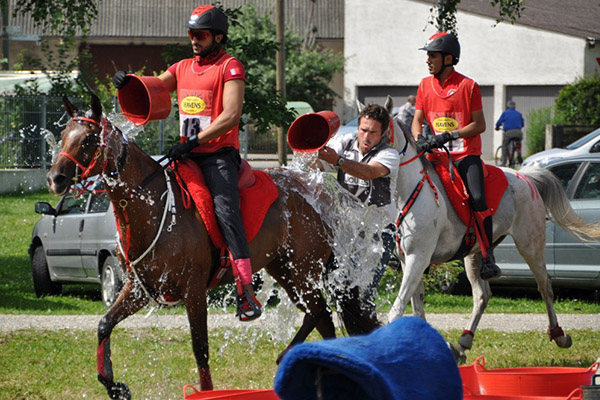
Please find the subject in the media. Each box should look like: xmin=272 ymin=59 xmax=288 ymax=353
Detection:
xmin=426 ymin=152 xmax=508 ymax=257
xmin=173 ymin=158 xmax=278 ymax=286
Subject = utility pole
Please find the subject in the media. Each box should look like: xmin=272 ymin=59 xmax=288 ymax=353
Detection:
xmin=1 ymin=0 xmax=9 ymax=70
xmin=276 ymin=0 xmax=286 ymax=165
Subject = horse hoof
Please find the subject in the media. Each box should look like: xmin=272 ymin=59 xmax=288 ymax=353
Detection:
xmin=447 ymin=343 xmax=467 ymax=365
xmin=555 ymin=334 xmax=573 ymax=349
xmin=108 ymin=381 xmax=131 ymax=400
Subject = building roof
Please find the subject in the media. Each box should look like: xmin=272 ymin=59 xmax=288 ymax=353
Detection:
xmin=7 ymin=0 xmax=344 ymax=40
xmin=455 ymin=0 xmax=600 ymax=40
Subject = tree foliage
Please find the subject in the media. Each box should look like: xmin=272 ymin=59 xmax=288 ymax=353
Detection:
xmin=554 ymin=74 xmax=600 ymax=127
xmin=430 ymin=0 xmax=525 ymax=36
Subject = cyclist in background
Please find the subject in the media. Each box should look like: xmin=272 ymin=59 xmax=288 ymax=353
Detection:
xmin=495 ymin=100 xmax=524 ymax=167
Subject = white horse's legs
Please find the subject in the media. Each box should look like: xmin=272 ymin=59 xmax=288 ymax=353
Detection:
xmin=449 ymin=252 xmax=492 ymax=363
xmin=410 ymin=279 xmax=426 ymax=319
xmin=388 ymin=253 xmax=431 ymax=322
xmin=512 ymin=229 xmax=573 ymax=349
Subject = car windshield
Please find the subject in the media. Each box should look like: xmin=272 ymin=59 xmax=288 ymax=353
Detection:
xmin=565 ymin=128 xmax=600 ymax=150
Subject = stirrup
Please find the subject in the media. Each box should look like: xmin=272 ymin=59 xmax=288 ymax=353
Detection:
xmin=236 ymin=289 xmax=262 ymax=322
xmin=480 ymin=255 xmax=501 ymax=280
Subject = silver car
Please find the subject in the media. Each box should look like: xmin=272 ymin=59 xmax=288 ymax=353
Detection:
xmin=494 ymin=154 xmax=600 ymax=290
xmin=522 ymin=127 xmax=600 ymax=168
xmin=29 ymin=179 xmax=124 ymax=307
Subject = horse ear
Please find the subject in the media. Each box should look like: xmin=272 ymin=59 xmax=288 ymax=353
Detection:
xmin=62 ymin=95 xmax=77 ymax=117
xmin=384 ymin=95 xmax=393 ymax=114
xmin=90 ymin=93 xmax=103 ymax=121
xmin=356 ymin=99 xmax=365 ymax=113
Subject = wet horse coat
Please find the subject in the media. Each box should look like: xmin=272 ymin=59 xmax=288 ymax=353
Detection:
xmin=47 ymin=95 xmax=379 ymax=399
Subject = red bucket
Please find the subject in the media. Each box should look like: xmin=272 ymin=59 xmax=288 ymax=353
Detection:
xmin=183 ymin=386 xmax=280 ymax=400
xmin=460 ymin=356 xmax=598 ymax=398
xmin=287 ymin=110 xmax=340 ymax=152
xmin=117 ymin=75 xmax=171 ymax=125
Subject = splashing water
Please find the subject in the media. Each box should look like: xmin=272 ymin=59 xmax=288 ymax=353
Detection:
xmin=282 ymin=151 xmax=387 ymax=296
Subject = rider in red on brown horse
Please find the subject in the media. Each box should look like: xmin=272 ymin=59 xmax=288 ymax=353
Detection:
xmin=113 ymin=5 xmax=261 ymax=321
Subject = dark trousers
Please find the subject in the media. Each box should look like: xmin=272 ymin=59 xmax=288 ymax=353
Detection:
xmin=189 ymin=147 xmax=250 ymax=259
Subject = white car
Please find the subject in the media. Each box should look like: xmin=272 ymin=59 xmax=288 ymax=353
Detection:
xmin=29 ymin=179 xmax=124 ymax=307
xmin=523 ymin=127 xmax=600 ymax=167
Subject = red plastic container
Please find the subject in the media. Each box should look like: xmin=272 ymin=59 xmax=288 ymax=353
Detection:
xmin=287 ymin=110 xmax=340 ymax=152
xmin=117 ymin=75 xmax=171 ymax=125
xmin=459 ymin=356 xmax=598 ymax=398
xmin=183 ymin=386 xmax=280 ymax=400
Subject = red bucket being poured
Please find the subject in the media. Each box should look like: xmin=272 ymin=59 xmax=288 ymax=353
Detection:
xmin=287 ymin=111 xmax=340 ymax=152
xmin=117 ymin=75 xmax=172 ymax=125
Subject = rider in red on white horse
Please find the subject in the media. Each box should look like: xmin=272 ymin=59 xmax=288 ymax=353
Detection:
xmin=113 ymin=5 xmax=261 ymax=321
xmin=412 ymin=32 xmax=501 ymax=280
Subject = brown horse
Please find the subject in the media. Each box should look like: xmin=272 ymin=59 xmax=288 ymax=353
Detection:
xmin=47 ymin=95 xmax=379 ymax=399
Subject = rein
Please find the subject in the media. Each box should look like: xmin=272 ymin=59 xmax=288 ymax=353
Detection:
xmin=394 ymin=134 xmax=439 ymax=228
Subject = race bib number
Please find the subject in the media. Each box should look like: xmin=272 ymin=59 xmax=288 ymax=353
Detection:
xmin=180 ymin=115 xmax=211 ymax=138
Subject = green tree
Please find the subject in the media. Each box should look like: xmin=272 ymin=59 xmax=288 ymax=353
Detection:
xmin=12 ymin=0 xmax=98 ymax=97
xmin=554 ymin=73 xmax=600 ymax=127
xmin=430 ymin=0 xmax=525 ymax=36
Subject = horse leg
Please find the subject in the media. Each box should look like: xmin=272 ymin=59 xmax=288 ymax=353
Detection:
xmin=183 ymin=286 xmax=213 ymax=390
xmin=97 ymin=278 xmax=149 ymax=399
xmin=388 ymin=253 xmax=431 ymax=322
xmin=449 ymin=252 xmax=492 ymax=363
xmin=513 ymin=233 xmax=573 ymax=349
xmin=410 ymin=279 xmax=426 ymax=319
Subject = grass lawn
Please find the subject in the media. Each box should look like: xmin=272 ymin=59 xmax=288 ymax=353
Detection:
xmin=1 ymin=327 xmax=599 ymax=400
xmin=2 ymin=191 xmax=600 ymax=399
xmin=1 ymin=190 xmax=599 ymax=315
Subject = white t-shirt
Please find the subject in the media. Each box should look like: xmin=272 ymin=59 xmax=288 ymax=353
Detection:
xmin=323 ymin=133 xmax=399 ymax=223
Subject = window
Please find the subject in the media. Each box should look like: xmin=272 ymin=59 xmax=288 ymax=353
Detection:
xmin=89 ymin=182 xmax=110 ymax=213
xmin=574 ymin=163 xmax=600 ymax=199
xmin=548 ymin=162 xmax=582 ymax=192
xmin=59 ymin=195 xmax=87 ymax=215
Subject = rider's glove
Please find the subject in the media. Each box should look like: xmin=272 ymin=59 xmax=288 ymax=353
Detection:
xmin=167 ymin=136 xmax=199 ymax=161
xmin=429 ymin=132 xmax=453 ymax=149
xmin=416 ymin=134 xmax=430 ymax=153
xmin=113 ymin=70 xmax=130 ymax=89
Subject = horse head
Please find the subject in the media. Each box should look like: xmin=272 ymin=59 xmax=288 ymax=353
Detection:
xmin=46 ymin=95 xmax=105 ymax=195
xmin=356 ymin=95 xmax=412 ymax=154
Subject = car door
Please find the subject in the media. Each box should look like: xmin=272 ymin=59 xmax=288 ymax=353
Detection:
xmin=44 ymin=193 xmax=89 ymax=278
xmin=80 ymin=183 xmax=117 ymax=279
xmin=551 ymin=161 xmax=600 ymax=284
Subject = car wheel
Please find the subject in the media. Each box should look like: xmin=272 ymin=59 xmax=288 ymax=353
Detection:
xmin=101 ymin=256 xmax=123 ymax=307
xmin=31 ymin=245 xmax=62 ymax=297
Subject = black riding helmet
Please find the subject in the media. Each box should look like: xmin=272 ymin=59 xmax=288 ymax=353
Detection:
xmin=187 ymin=5 xmax=228 ymax=44
xmin=419 ymin=32 xmax=460 ymax=75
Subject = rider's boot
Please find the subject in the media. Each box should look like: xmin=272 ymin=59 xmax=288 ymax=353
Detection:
xmin=473 ymin=210 xmax=502 ymax=280
xmin=232 ymin=258 xmax=262 ymax=321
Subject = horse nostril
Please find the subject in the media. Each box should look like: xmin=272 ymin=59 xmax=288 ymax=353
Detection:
xmin=47 ymin=172 xmax=68 ymax=194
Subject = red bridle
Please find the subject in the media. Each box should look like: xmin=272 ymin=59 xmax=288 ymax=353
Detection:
xmin=58 ymin=116 xmax=107 ymax=181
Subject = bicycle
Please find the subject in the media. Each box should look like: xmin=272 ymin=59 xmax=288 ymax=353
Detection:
xmin=494 ymin=136 xmax=523 ymax=168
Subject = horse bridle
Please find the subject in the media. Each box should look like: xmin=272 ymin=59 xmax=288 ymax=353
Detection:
xmin=58 ymin=116 xmax=130 ymax=182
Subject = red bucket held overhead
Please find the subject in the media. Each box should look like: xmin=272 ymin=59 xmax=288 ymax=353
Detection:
xmin=117 ymin=75 xmax=171 ymax=125
xmin=287 ymin=111 xmax=340 ymax=152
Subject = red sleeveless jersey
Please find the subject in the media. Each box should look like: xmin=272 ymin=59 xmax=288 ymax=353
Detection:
xmin=415 ymin=70 xmax=483 ymax=160
xmin=174 ymin=52 xmax=244 ymax=153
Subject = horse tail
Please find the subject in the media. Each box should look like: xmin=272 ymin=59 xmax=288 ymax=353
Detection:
xmin=520 ymin=165 xmax=600 ymax=241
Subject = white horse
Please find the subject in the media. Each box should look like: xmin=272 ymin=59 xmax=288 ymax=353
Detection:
xmin=386 ymin=119 xmax=600 ymax=362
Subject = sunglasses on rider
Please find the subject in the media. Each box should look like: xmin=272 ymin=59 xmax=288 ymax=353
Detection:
xmin=188 ymin=30 xmax=212 ymax=41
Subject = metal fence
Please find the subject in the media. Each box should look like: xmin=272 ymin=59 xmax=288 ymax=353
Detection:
xmin=0 ymin=94 xmax=282 ymax=169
